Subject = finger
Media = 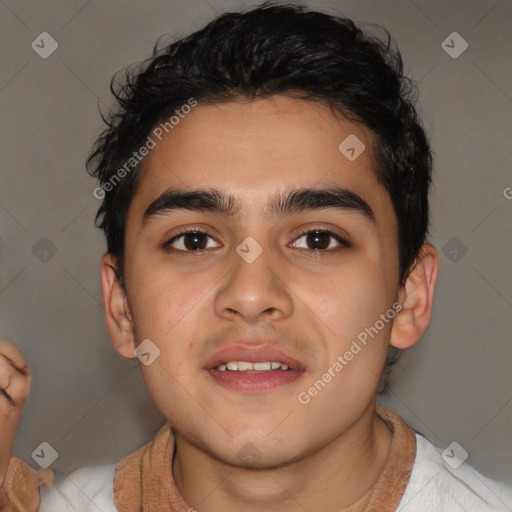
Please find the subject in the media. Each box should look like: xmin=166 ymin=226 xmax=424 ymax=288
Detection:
xmin=4 ymin=370 xmax=31 ymax=406
xmin=0 ymin=356 xmax=15 ymax=389
xmin=0 ymin=387 xmax=15 ymax=407
xmin=0 ymin=339 xmax=30 ymax=376
xmin=0 ymin=357 xmax=31 ymax=409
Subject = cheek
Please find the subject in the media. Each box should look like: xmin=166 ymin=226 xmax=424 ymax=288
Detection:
xmin=128 ymin=261 xmax=208 ymax=386
xmin=128 ymin=258 xmax=207 ymax=340
xmin=296 ymin=257 xmax=395 ymax=396
xmin=301 ymin=262 xmax=390 ymax=338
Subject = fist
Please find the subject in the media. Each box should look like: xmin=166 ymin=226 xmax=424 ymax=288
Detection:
xmin=0 ymin=338 xmax=31 ymax=489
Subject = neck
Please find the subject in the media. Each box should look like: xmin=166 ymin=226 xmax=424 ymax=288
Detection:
xmin=172 ymin=401 xmax=393 ymax=512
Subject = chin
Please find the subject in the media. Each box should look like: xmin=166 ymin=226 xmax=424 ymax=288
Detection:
xmin=221 ymin=445 xmax=304 ymax=470
xmin=223 ymin=432 xmax=310 ymax=469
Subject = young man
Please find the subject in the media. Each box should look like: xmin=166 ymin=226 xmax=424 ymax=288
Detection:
xmin=1 ymin=3 xmax=511 ymax=511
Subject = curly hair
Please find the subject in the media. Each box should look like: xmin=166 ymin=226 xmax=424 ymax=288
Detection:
xmin=87 ymin=2 xmax=433 ymax=395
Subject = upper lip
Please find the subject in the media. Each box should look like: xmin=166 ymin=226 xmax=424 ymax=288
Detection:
xmin=203 ymin=343 xmax=306 ymax=371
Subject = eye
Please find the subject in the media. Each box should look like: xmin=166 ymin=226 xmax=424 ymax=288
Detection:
xmin=162 ymin=228 xmax=349 ymax=254
xmin=290 ymin=229 xmax=349 ymax=251
xmin=163 ymin=229 xmax=221 ymax=252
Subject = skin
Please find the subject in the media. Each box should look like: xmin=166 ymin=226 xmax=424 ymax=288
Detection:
xmin=0 ymin=95 xmax=438 ymax=511
xmin=102 ymin=95 xmax=439 ymax=511
xmin=0 ymin=339 xmax=31 ymax=489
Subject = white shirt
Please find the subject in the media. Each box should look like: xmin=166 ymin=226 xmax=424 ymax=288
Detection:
xmin=39 ymin=432 xmax=512 ymax=512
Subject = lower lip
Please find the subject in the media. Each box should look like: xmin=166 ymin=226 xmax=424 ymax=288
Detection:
xmin=206 ymin=369 xmax=304 ymax=392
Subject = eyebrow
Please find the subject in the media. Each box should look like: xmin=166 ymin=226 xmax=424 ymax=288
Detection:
xmin=142 ymin=187 xmax=375 ymax=226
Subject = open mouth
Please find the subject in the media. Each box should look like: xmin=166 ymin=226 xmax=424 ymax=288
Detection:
xmin=204 ymin=345 xmax=305 ymax=392
xmin=214 ymin=361 xmax=292 ymax=372
xmin=207 ymin=365 xmax=303 ymax=392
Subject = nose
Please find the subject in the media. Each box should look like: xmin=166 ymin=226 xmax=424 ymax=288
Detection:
xmin=214 ymin=241 xmax=294 ymax=324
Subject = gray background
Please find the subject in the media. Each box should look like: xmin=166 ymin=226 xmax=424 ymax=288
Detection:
xmin=1 ymin=0 xmax=511 ymax=490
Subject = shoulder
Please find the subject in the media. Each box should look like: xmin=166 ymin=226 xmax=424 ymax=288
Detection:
xmin=398 ymin=432 xmax=512 ymax=512
xmin=39 ymin=463 xmax=117 ymax=512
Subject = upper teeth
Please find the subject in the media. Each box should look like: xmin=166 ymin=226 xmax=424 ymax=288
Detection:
xmin=217 ymin=361 xmax=290 ymax=371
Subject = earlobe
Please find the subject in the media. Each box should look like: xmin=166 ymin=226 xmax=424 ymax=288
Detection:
xmin=100 ymin=253 xmax=136 ymax=359
xmin=390 ymin=244 xmax=439 ymax=350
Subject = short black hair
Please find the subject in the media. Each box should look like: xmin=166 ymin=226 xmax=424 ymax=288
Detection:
xmin=87 ymin=2 xmax=433 ymax=395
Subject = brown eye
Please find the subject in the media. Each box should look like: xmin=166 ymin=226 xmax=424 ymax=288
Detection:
xmin=291 ymin=229 xmax=349 ymax=251
xmin=164 ymin=230 xmax=220 ymax=252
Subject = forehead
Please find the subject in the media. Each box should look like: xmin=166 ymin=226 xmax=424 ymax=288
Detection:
xmin=129 ymin=95 xmax=393 ymax=224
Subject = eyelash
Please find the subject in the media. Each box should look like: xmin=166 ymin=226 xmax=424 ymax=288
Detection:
xmin=162 ymin=228 xmax=350 ymax=254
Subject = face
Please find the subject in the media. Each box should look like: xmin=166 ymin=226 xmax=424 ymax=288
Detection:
xmin=116 ymin=95 xmax=401 ymax=467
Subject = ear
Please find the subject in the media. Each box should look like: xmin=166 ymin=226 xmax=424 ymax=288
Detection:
xmin=101 ymin=253 xmax=136 ymax=359
xmin=390 ymin=244 xmax=439 ymax=350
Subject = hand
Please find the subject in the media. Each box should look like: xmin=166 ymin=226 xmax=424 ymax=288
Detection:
xmin=0 ymin=338 xmax=31 ymax=490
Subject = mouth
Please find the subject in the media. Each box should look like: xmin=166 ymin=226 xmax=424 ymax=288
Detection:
xmin=203 ymin=343 xmax=306 ymax=392
xmin=215 ymin=361 xmax=292 ymax=371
